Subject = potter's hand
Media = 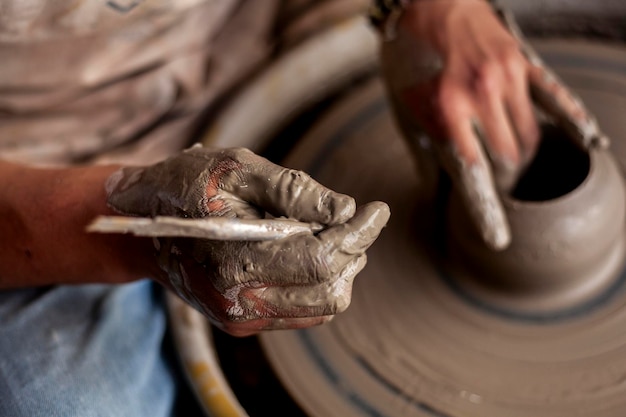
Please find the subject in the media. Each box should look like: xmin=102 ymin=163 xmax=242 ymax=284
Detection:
xmin=106 ymin=145 xmax=390 ymax=336
xmin=379 ymin=0 xmax=606 ymax=250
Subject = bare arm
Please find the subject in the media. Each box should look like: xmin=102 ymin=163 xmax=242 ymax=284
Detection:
xmin=376 ymin=0 xmax=602 ymax=250
xmin=0 ymin=160 xmax=159 ymax=289
xmin=0 ymin=148 xmax=389 ymax=336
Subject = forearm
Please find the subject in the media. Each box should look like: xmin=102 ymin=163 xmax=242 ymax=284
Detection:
xmin=0 ymin=160 xmax=159 ymax=289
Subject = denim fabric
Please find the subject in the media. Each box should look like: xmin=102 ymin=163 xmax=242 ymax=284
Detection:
xmin=0 ymin=281 xmax=178 ymax=417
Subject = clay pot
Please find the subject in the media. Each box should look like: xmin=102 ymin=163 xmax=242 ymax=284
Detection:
xmin=447 ymin=125 xmax=626 ymax=312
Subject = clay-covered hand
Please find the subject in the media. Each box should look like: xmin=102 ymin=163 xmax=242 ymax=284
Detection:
xmin=106 ymin=145 xmax=390 ymax=336
xmin=380 ymin=0 xmax=607 ymax=250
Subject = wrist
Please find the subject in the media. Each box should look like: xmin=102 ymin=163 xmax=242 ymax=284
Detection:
xmin=370 ymin=0 xmax=497 ymax=41
xmin=0 ymin=162 xmax=160 ymax=288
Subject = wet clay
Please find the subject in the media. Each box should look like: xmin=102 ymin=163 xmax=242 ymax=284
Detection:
xmin=260 ymin=41 xmax=626 ymax=416
xmin=378 ymin=23 xmax=512 ymax=251
xmin=104 ymin=144 xmax=390 ymax=324
xmin=186 ymin=201 xmax=389 ymax=322
xmin=379 ymin=4 xmax=611 ymax=252
xmin=106 ymin=144 xmax=358 ymax=224
xmin=439 ymin=145 xmax=511 ymax=250
xmin=448 ymin=124 xmax=626 ymax=312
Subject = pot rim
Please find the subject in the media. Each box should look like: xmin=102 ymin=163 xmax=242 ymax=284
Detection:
xmin=500 ymin=148 xmax=603 ymax=210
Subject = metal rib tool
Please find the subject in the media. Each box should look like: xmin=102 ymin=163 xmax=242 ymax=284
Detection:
xmin=87 ymin=215 xmax=323 ymax=241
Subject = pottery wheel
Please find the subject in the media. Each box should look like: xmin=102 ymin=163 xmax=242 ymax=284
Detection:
xmin=259 ymin=40 xmax=626 ymax=417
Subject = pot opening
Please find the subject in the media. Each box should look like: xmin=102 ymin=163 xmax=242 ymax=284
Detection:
xmin=511 ymin=124 xmax=590 ymax=201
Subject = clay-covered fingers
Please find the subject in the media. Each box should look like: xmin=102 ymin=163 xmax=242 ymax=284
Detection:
xmin=219 ymin=254 xmax=368 ymax=336
xmin=475 ymin=88 xmax=521 ymax=190
xmin=527 ymin=63 xmax=609 ymax=150
xmin=464 ymin=43 xmax=539 ymax=188
xmin=488 ymin=47 xmax=540 ymax=167
xmin=209 ymin=201 xmax=388 ymax=336
xmin=427 ymin=75 xmax=511 ymax=249
xmin=242 ymin=201 xmax=389 ymax=288
xmin=315 ymin=201 xmax=389 ymax=266
xmin=436 ymin=117 xmax=510 ymax=251
xmin=252 ymin=254 xmax=367 ymax=318
xmin=306 ymin=201 xmax=387 ymax=288
xmin=429 ymin=53 xmax=538 ymax=250
xmin=500 ymin=8 xmax=608 ymax=151
xmin=196 ymin=201 xmax=388 ymax=336
xmin=502 ymin=62 xmax=540 ymax=165
xmin=221 ymin=148 xmax=356 ymax=225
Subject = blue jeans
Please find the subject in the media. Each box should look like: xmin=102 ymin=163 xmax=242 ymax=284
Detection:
xmin=0 ymin=281 xmax=196 ymax=417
